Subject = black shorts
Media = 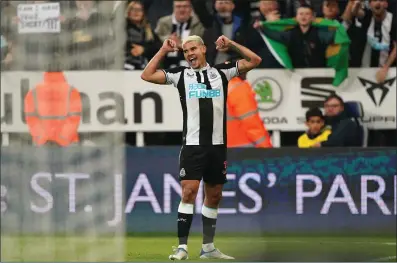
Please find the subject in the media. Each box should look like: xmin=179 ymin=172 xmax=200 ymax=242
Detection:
xmin=178 ymin=145 xmax=227 ymax=185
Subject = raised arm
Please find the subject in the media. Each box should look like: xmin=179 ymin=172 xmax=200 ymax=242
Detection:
xmin=215 ymin=35 xmax=262 ymax=74
xmin=386 ymin=42 xmax=397 ymax=68
xmin=140 ymin=39 xmax=178 ymax=84
xmin=376 ymin=41 xmax=397 ymax=83
xmin=191 ymin=0 xmax=214 ymax=29
xmin=342 ymin=0 xmax=365 ymax=24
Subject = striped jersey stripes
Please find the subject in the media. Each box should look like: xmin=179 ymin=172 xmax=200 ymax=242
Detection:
xmin=163 ymin=61 xmax=239 ymax=145
xmin=359 ymin=11 xmax=396 ymax=67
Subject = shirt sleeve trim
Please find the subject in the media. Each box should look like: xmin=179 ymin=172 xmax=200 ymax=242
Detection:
xmin=161 ymin=69 xmax=169 ymax=84
xmin=236 ymin=60 xmax=240 ymax=76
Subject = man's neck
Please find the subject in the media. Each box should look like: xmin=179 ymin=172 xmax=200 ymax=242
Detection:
xmin=175 ymin=16 xmax=190 ymax=24
xmin=374 ymin=11 xmax=386 ymax=22
xmin=223 ymin=17 xmax=233 ymax=24
xmin=193 ymin=62 xmax=208 ymax=70
xmin=300 ymin=25 xmax=310 ymax=33
xmin=219 ymin=14 xmax=233 ymax=24
xmin=307 ymin=130 xmax=321 ymax=138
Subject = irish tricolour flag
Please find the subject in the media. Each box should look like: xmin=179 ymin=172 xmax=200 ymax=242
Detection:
xmin=259 ymin=18 xmax=351 ymax=87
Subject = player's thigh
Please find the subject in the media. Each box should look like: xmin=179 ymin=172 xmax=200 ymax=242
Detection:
xmin=179 ymin=145 xmax=207 ymax=182
xmin=203 ymin=145 xmax=227 ymax=185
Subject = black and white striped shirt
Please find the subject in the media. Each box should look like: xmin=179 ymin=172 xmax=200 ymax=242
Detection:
xmin=163 ymin=61 xmax=239 ymax=146
xmin=350 ymin=9 xmax=396 ymax=67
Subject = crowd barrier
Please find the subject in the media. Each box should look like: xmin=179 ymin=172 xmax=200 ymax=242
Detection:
xmin=1 ymin=147 xmax=395 ymax=236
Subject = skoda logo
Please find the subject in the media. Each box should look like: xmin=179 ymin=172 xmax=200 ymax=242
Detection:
xmin=252 ymin=77 xmax=283 ymax=111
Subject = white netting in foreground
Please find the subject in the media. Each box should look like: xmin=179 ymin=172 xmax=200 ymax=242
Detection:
xmin=1 ymin=2 xmax=127 ymax=260
xmin=1 ymin=146 xmax=125 ymax=261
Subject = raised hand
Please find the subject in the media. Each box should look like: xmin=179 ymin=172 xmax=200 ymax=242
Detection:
xmin=161 ymin=39 xmax=179 ymax=53
xmin=170 ymin=33 xmax=182 ymax=48
xmin=376 ymin=67 xmax=388 ymax=84
xmin=253 ymin=20 xmax=262 ymax=29
xmin=352 ymin=0 xmax=361 ymax=10
xmin=131 ymin=44 xmax=145 ymax=57
xmin=265 ymin=10 xmax=280 ymax=22
xmin=215 ymin=35 xmax=232 ymax=52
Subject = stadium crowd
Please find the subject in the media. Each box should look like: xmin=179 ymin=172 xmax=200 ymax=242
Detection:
xmin=1 ymin=0 xmax=396 ymax=147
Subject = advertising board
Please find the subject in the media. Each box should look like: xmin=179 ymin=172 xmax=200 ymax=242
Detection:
xmin=1 ymin=147 xmax=395 ymax=235
xmin=247 ymin=68 xmax=396 ymax=130
xmin=1 ymin=68 xmax=395 ymax=132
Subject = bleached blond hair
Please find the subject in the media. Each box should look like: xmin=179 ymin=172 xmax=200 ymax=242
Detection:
xmin=182 ymin=35 xmax=204 ymax=49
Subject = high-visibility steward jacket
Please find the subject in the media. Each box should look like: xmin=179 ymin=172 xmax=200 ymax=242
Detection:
xmin=24 ymin=72 xmax=82 ymax=146
xmin=227 ymin=76 xmax=272 ymax=148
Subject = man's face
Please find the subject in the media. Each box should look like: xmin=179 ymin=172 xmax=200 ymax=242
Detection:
xmin=259 ymin=0 xmax=279 ymax=16
xmin=370 ymin=0 xmax=387 ymax=16
xmin=215 ymin=0 xmax=235 ymax=18
xmin=183 ymin=41 xmax=206 ymax=69
xmin=322 ymin=1 xmax=339 ymax=19
xmin=324 ymin=98 xmax=343 ymax=117
xmin=174 ymin=1 xmax=192 ymax=23
xmin=296 ymin=7 xmax=314 ymax=26
xmin=306 ymin=116 xmax=324 ymax=135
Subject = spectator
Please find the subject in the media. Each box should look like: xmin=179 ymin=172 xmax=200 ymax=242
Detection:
xmin=124 ymin=0 xmax=161 ymax=70
xmin=227 ymin=73 xmax=272 ymax=148
xmin=344 ymin=0 xmax=396 ymax=83
xmin=323 ymin=0 xmax=354 ymax=31
xmin=191 ymin=0 xmax=244 ymax=65
xmin=257 ymin=4 xmax=338 ymax=68
xmin=240 ymin=0 xmax=284 ymax=68
xmin=286 ymin=0 xmax=323 ymax=17
xmin=154 ymin=0 xmax=204 ymax=68
xmin=322 ymin=0 xmax=341 ymax=21
xmin=297 ymin=107 xmax=331 ymax=148
xmin=313 ymin=94 xmax=362 ymax=147
xmin=67 ymin=0 xmax=112 ymax=70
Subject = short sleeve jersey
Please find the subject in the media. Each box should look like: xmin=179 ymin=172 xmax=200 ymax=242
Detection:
xmin=163 ymin=61 xmax=240 ymax=145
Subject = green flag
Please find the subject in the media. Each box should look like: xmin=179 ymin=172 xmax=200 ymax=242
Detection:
xmin=259 ymin=18 xmax=350 ymax=87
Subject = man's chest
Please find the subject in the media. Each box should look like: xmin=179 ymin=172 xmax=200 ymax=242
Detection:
xmin=183 ymin=70 xmax=224 ymax=100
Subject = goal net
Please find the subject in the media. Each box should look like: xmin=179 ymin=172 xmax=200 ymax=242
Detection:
xmin=1 ymin=1 xmax=126 ymax=261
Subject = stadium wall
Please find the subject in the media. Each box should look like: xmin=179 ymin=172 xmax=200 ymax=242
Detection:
xmin=1 ymin=147 xmax=395 ymax=236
